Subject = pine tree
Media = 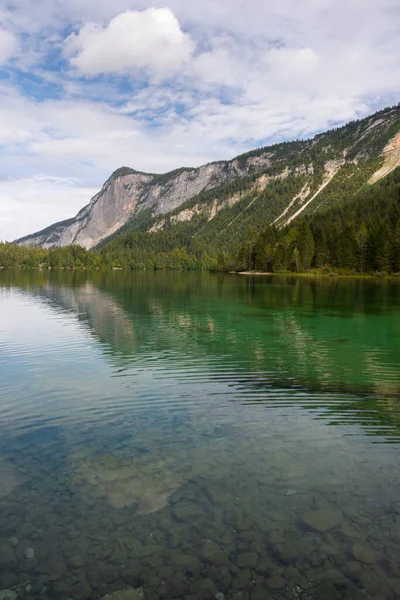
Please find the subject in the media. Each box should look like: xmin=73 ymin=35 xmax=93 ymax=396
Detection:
xmin=393 ymin=220 xmax=400 ymax=272
xmin=376 ymin=225 xmax=392 ymax=272
xmin=297 ymin=221 xmax=315 ymax=271
xmin=272 ymin=243 xmax=286 ymax=272
xmin=356 ymin=223 xmax=368 ymax=273
xmin=291 ymin=247 xmax=301 ymax=272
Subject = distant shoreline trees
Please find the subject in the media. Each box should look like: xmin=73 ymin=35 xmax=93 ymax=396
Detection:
xmin=2 ymin=166 xmax=400 ymax=275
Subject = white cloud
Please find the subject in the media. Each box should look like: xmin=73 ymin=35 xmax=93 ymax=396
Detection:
xmin=263 ymin=47 xmax=320 ymax=77
xmin=1 ymin=1 xmax=400 ymax=241
xmin=65 ymin=7 xmax=195 ymax=77
xmin=0 ymin=29 xmax=17 ymax=64
xmin=0 ymin=177 xmax=98 ymax=241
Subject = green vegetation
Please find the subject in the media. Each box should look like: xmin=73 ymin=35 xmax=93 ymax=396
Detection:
xmin=0 ymin=240 xmax=217 ymax=271
xmin=152 ymin=167 xmax=195 ymax=185
xmin=110 ymin=166 xmax=152 ymax=179
xmin=0 ymin=244 xmax=104 ymax=270
xmin=2 ymin=167 xmax=400 ymax=274
xmin=4 ymin=104 xmax=400 ymax=274
xmin=234 ymin=168 xmax=400 ymax=275
xmin=2 ymin=166 xmax=399 ymax=274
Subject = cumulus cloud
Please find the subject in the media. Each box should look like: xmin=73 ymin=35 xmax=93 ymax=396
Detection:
xmin=0 ymin=177 xmax=98 ymax=241
xmin=65 ymin=7 xmax=195 ymax=77
xmin=1 ymin=0 xmax=400 ymax=240
xmin=263 ymin=47 xmax=320 ymax=77
xmin=0 ymin=29 xmax=18 ymax=64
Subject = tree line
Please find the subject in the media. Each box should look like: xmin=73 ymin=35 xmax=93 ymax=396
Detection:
xmin=1 ymin=167 xmax=399 ymax=275
xmin=231 ymin=169 xmax=400 ymax=274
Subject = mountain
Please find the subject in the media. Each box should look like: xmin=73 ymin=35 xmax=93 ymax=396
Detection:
xmin=16 ymin=105 xmax=400 ymax=251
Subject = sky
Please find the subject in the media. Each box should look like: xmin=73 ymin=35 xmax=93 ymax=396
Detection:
xmin=0 ymin=0 xmax=399 ymax=241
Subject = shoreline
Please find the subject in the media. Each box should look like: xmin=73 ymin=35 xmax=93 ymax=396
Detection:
xmin=231 ymin=271 xmax=273 ymax=276
xmin=231 ymin=270 xmax=400 ymax=280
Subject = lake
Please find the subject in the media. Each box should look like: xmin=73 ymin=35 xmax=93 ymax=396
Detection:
xmin=1 ymin=271 xmax=400 ymax=600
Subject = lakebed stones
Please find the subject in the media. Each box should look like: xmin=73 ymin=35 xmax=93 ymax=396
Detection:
xmin=266 ymin=573 xmax=286 ymax=589
xmin=172 ymin=502 xmax=204 ymax=521
xmin=71 ymin=453 xmax=183 ymax=514
xmin=353 ymin=542 xmax=377 ymax=564
xmin=201 ymin=540 xmax=228 ymax=566
xmin=0 ymin=458 xmax=20 ymax=498
xmin=36 ymin=555 xmax=67 ymax=581
xmin=24 ymin=547 xmax=34 ymax=559
xmin=88 ymin=564 xmax=120 ymax=585
xmin=190 ymin=577 xmax=217 ymax=598
xmin=100 ymin=587 xmax=145 ymax=600
xmin=301 ymin=510 xmax=341 ymax=532
xmin=236 ymin=552 xmax=258 ymax=569
xmin=67 ymin=552 xmax=86 ymax=568
xmin=0 ymin=540 xmax=16 ymax=566
xmin=0 ymin=574 xmax=18 ymax=589
xmin=169 ymin=550 xmax=202 ymax=576
xmin=0 ymin=591 xmax=17 ymax=600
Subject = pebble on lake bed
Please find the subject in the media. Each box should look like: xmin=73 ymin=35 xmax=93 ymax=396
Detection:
xmin=100 ymin=587 xmax=145 ymax=600
xmin=24 ymin=548 xmax=35 ymax=559
xmin=0 ymin=591 xmax=17 ymax=600
xmin=0 ymin=457 xmax=20 ymax=498
xmin=301 ymin=509 xmax=341 ymax=532
xmin=353 ymin=542 xmax=377 ymax=564
xmin=71 ymin=453 xmax=183 ymax=514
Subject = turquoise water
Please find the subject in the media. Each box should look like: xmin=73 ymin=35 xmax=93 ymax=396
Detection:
xmin=1 ymin=271 xmax=400 ymax=600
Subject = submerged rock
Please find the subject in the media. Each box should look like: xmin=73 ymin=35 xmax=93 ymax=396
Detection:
xmin=0 ymin=591 xmax=17 ymax=600
xmin=301 ymin=509 xmax=341 ymax=532
xmin=173 ymin=502 xmax=204 ymax=521
xmin=190 ymin=578 xmax=216 ymax=598
xmin=236 ymin=552 xmax=258 ymax=569
xmin=71 ymin=453 xmax=182 ymax=514
xmin=0 ymin=574 xmax=17 ymax=589
xmin=353 ymin=542 xmax=377 ymax=564
xmin=0 ymin=540 xmax=15 ymax=565
xmin=100 ymin=587 xmax=145 ymax=600
xmin=267 ymin=574 xmax=286 ymax=589
xmin=24 ymin=547 xmax=35 ymax=559
xmin=0 ymin=457 xmax=20 ymax=498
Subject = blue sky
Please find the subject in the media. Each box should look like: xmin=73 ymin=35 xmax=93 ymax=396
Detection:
xmin=1 ymin=0 xmax=399 ymax=241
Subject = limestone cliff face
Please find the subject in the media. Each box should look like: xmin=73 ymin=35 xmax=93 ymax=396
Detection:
xmin=15 ymin=104 xmax=400 ymax=250
xmin=16 ymin=155 xmax=272 ymax=249
xmin=17 ymin=172 xmax=153 ymax=250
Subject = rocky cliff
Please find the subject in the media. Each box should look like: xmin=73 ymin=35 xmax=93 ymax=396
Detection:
xmin=16 ymin=104 xmax=400 ymax=250
xmin=16 ymin=156 xmax=273 ymax=249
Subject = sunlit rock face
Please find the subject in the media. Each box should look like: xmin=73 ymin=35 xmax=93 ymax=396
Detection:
xmin=14 ymin=105 xmax=400 ymax=250
xmin=15 ymin=158 xmax=269 ymax=250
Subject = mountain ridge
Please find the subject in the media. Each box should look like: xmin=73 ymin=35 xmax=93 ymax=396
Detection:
xmin=15 ymin=104 xmax=400 ymax=250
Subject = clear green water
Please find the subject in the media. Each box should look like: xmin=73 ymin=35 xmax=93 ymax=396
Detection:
xmin=1 ymin=271 xmax=400 ymax=600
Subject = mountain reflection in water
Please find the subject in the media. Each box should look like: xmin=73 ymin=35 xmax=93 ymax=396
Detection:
xmin=1 ymin=271 xmax=400 ymax=600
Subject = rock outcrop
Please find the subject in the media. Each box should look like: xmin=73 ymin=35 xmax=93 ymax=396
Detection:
xmin=15 ymin=104 xmax=400 ymax=249
xmin=16 ymin=156 xmax=272 ymax=249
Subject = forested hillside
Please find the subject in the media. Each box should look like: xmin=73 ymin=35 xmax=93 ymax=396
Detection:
xmin=236 ymin=168 xmax=400 ymax=274
xmin=2 ymin=167 xmax=400 ymax=274
xmin=4 ymin=104 xmax=400 ymax=274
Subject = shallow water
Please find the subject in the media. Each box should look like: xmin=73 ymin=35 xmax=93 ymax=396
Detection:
xmin=1 ymin=271 xmax=400 ymax=600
